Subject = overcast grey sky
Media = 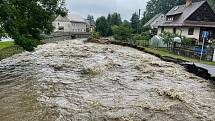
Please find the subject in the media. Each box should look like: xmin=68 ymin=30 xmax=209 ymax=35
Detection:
xmin=66 ymin=0 xmax=149 ymax=21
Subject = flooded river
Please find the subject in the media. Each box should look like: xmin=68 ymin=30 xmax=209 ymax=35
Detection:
xmin=0 ymin=39 xmax=215 ymax=121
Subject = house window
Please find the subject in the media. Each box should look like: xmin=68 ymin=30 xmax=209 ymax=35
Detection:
xmin=161 ymin=27 xmax=164 ymax=33
xmin=188 ymin=28 xmax=194 ymax=35
xmin=173 ymin=28 xmax=176 ymax=34
xmin=167 ymin=17 xmax=174 ymax=21
xmin=58 ymin=26 xmax=64 ymax=30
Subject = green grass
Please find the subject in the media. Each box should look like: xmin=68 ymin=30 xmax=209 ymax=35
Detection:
xmin=0 ymin=41 xmax=24 ymax=60
xmin=144 ymin=47 xmax=215 ymax=66
xmin=0 ymin=41 xmax=15 ymax=50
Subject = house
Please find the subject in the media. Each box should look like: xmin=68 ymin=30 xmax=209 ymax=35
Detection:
xmin=53 ymin=13 xmax=87 ymax=33
xmin=144 ymin=13 xmax=166 ymax=29
xmin=85 ymin=19 xmax=96 ymax=32
xmin=157 ymin=0 xmax=215 ymax=44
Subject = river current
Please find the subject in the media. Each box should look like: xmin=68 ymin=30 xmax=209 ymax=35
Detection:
xmin=0 ymin=39 xmax=215 ymax=121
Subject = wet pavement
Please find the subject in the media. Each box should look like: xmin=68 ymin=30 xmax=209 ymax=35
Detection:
xmin=0 ymin=39 xmax=215 ymax=121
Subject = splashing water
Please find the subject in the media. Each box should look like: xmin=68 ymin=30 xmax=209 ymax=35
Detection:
xmin=0 ymin=39 xmax=215 ymax=121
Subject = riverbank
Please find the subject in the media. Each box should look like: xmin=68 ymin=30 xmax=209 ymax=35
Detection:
xmin=0 ymin=41 xmax=24 ymax=60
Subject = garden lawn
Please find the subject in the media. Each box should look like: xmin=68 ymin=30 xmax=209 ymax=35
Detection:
xmin=0 ymin=41 xmax=24 ymax=60
xmin=0 ymin=41 xmax=15 ymax=50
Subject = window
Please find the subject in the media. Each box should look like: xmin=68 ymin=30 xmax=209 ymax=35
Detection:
xmin=161 ymin=27 xmax=164 ymax=33
xmin=58 ymin=26 xmax=64 ymax=30
xmin=173 ymin=28 xmax=176 ymax=34
xmin=188 ymin=28 xmax=194 ymax=35
xmin=167 ymin=17 xmax=174 ymax=21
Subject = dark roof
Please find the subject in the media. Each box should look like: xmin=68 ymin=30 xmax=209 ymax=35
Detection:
xmin=55 ymin=13 xmax=86 ymax=23
xmin=166 ymin=1 xmax=205 ymax=16
xmin=144 ymin=13 xmax=163 ymax=27
xmin=161 ymin=0 xmax=215 ymax=27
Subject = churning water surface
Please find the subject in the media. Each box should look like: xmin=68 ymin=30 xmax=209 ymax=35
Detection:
xmin=0 ymin=39 xmax=215 ymax=121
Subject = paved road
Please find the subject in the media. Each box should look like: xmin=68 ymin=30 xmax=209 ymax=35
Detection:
xmin=194 ymin=63 xmax=215 ymax=77
xmin=184 ymin=62 xmax=215 ymax=77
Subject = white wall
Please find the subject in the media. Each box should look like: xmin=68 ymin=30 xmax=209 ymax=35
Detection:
xmin=157 ymin=27 xmax=200 ymax=40
xmin=53 ymin=21 xmax=87 ymax=32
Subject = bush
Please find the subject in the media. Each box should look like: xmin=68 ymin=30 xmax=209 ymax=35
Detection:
xmin=182 ymin=37 xmax=193 ymax=46
xmin=160 ymin=32 xmax=178 ymax=47
xmin=14 ymin=36 xmax=40 ymax=51
xmin=112 ymin=24 xmax=133 ymax=42
xmin=91 ymin=32 xmax=101 ymax=39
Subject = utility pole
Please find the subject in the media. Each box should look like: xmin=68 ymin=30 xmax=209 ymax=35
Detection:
xmin=138 ymin=9 xmax=144 ymax=34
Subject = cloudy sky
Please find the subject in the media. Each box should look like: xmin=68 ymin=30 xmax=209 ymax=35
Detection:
xmin=66 ymin=0 xmax=149 ymax=21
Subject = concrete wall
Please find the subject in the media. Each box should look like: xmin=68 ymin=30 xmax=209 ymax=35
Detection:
xmin=157 ymin=27 xmax=200 ymax=40
xmin=43 ymin=32 xmax=90 ymax=43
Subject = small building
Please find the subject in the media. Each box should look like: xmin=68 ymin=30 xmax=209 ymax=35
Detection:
xmin=85 ymin=19 xmax=96 ymax=32
xmin=157 ymin=0 xmax=215 ymax=44
xmin=144 ymin=13 xmax=166 ymax=29
xmin=53 ymin=13 xmax=87 ymax=33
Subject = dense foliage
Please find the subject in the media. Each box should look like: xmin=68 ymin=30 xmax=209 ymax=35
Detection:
xmin=0 ymin=0 xmax=67 ymax=51
xmin=130 ymin=13 xmax=140 ymax=34
xmin=95 ymin=16 xmax=109 ymax=37
xmin=112 ymin=24 xmax=133 ymax=41
xmin=96 ymin=13 xmax=122 ymax=37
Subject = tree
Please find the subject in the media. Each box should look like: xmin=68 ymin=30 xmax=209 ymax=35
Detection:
xmin=111 ymin=13 xmax=122 ymax=26
xmin=123 ymin=20 xmax=131 ymax=27
xmin=96 ymin=16 xmax=109 ymax=37
xmin=87 ymin=15 xmax=94 ymax=24
xmin=130 ymin=12 xmax=140 ymax=34
xmin=107 ymin=14 xmax=112 ymax=24
xmin=0 ymin=0 xmax=67 ymax=51
xmin=208 ymin=0 xmax=215 ymax=10
xmin=112 ymin=24 xmax=133 ymax=41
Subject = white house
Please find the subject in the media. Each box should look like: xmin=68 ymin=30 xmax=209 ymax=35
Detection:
xmin=53 ymin=13 xmax=87 ymax=33
xmin=157 ymin=0 xmax=215 ymax=44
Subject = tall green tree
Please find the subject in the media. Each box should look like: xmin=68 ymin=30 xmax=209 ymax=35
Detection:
xmin=130 ymin=12 xmax=140 ymax=34
xmin=111 ymin=13 xmax=122 ymax=26
xmin=208 ymin=0 xmax=215 ymax=10
xmin=0 ymin=0 xmax=67 ymax=51
xmin=107 ymin=14 xmax=112 ymax=24
xmin=87 ymin=15 xmax=94 ymax=23
xmin=96 ymin=16 xmax=109 ymax=37
xmin=106 ymin=14 xmax=113 ymax=36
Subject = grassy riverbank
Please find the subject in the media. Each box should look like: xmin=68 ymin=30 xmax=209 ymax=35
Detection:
xmin=0 ymin=41 xmax=24 ymax=60
xmin=144 ymin=48 xmax=215 ymax=66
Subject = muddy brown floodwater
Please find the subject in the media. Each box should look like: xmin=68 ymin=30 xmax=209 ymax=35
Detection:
xmin=1 ymin=39 xmax=215 ymax=121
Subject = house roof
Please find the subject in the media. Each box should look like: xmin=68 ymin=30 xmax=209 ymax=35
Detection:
xmin=161 ymin=0 xmax=214 ymax=27
xmin=85 ymin=19 xmax=96 ymax=26
xmin=144 ymin=13 xmax=163 ymax=27
xmin=67 ymin=13 xmax=86 ymax=23
xmin=55 ymin=15 xmax=70 ymax=22
xmin=55 ymin=13 xmax=86 ymax=23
